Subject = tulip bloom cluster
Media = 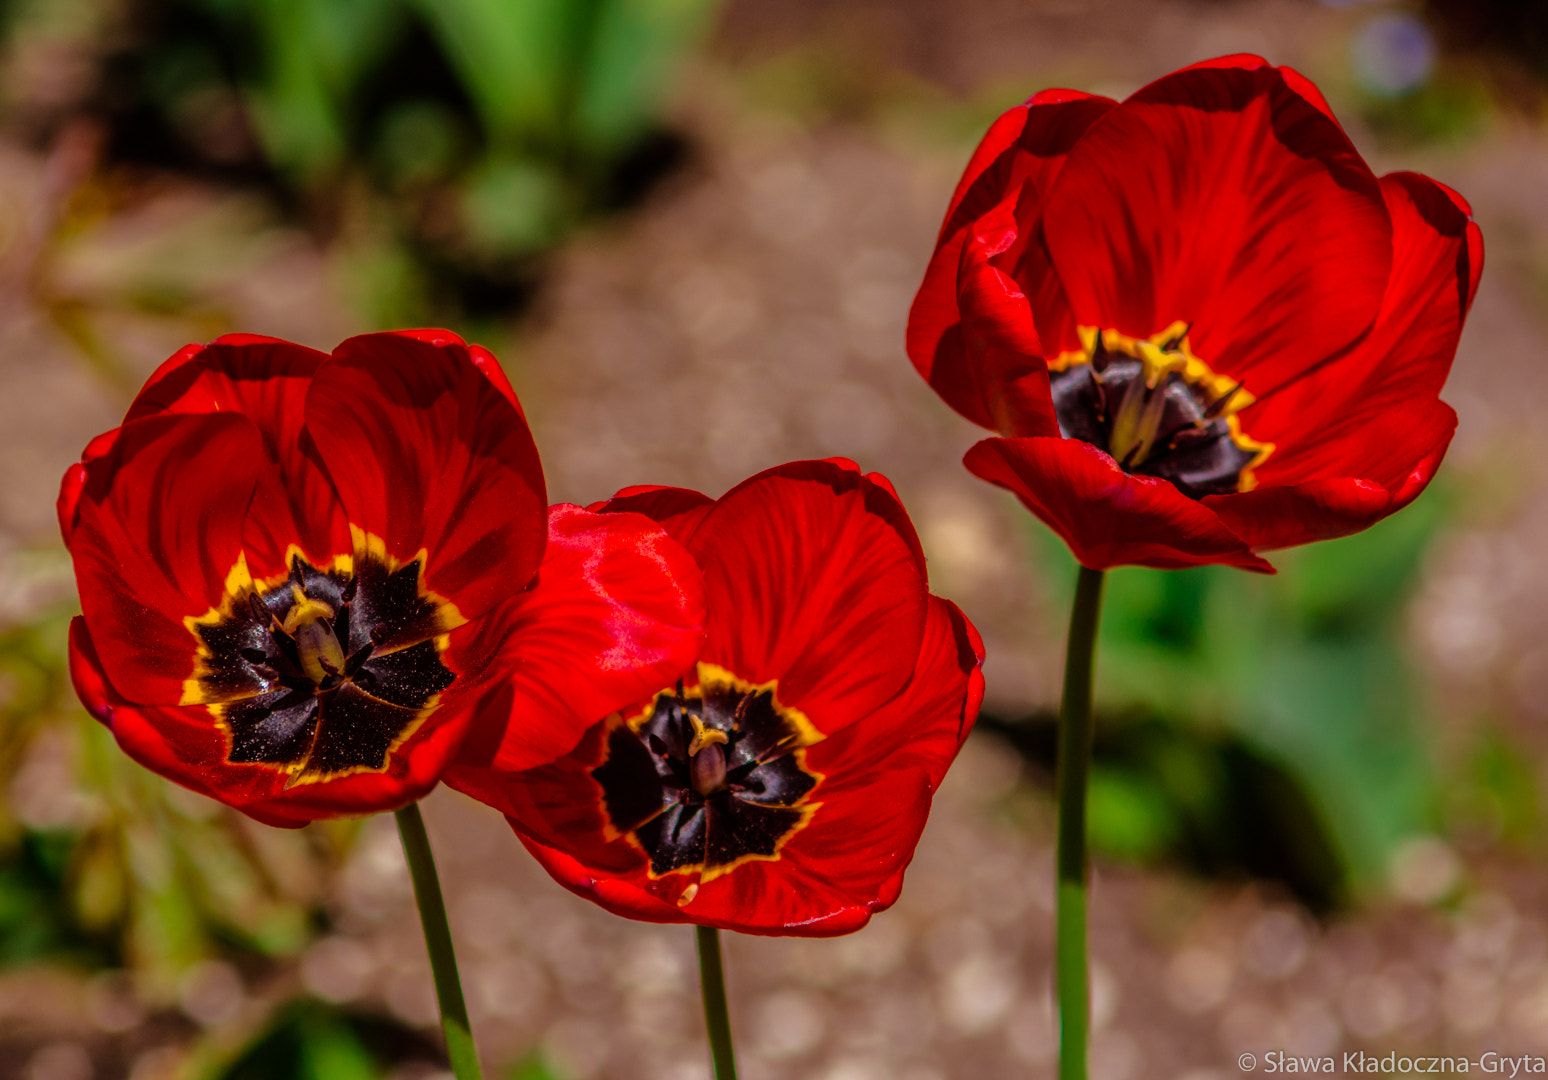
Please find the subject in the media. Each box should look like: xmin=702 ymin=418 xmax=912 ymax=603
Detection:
xmin=60 ymin=331 xmax=982 ymax=937
xmin=57 ymin=52 xmax=1478 ymax=1080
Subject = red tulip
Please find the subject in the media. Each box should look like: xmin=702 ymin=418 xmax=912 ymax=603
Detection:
xmin=908 ymin=55 xmax=1483 ymax=571
xmin=446 ymin=459 xmax=984 ymax=936
xmin=61 ymin=330 xmax=704 ymax=826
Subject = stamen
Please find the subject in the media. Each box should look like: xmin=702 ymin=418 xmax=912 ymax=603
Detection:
xmin=1085 ymin=365 xmax=1108 ymax=421
xmin=344 ymin=642 xmax=375 ymax=675
xmin=1135 ymin=341 xmax=1186 ymax=389
xmin=1203 ymin=380 xmax=1246 ymax=420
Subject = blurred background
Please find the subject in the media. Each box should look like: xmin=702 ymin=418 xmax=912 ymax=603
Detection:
xmin=0 ymin=0 xmax=1545 ymax=1077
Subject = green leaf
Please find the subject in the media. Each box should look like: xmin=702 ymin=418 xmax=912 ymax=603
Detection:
xmin=1023 ymin=484 xmax=1448 ymax=898
xmin=299 ymin=1014 xmax=380 ymax=1080
xmin=221 ymin=0 xmax=407 ymax=182
xmin=572 ymin=0 xmax=718 ymax=156
xmin=410 ymin=0 xmax=595 ymax=150
xmin=1087 ymin=765 xmax=1178 ymax=863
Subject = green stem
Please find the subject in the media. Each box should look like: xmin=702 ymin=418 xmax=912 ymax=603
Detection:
xmin=395 ymin=802 xmax=483 ymax=1080
xmin=695 ymin=925 xmax=739 ymax=1080
xmin=1056 ymin=565 xmax=1106 ymax=1080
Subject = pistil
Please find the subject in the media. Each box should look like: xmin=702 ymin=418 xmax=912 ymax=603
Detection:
xmin=1048 ymin=325 xmax=1273 ymax=498
xmin=689 ymin=716 xmax=730 ymax=795
xmin=282 ymin=587 xmax=345 ymax=684
xmin=1107 ymin=340 xmax=1188 ymax=468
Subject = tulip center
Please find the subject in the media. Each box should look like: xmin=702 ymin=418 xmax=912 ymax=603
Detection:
xmin=1048 ymin=324 xmax=1273 ymax=498
xmin=591 ymin=663 xmax=822 ymax=888
xmin=183 ymin=545 xmax=460 ymax=784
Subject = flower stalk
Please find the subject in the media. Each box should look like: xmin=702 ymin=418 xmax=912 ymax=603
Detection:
xmin=696 ymin=925 xmax=739 ymax=1080
xmin=395 ymin=802 xmax=483 ymax=1080
xmin=1056 ymin=565 xmax=1106 ymax=1080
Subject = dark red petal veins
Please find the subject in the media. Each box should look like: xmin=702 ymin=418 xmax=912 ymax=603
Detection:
xmin=680 ymin=763 xmax=940 ymax=936
xmin=1044 ymin=62 xmax=1391 ymax=388
xmin=513 ymin=829 xmax=686 ymax=925
xmin=452 ymin=504 xmax=707 ymax=774
xmin=807 ymin=596 xmax=984 ymax=773
xmin=1208 ymin=399 xmax=1456 ymax=550
xmin=594 ymin=485 xmax=717 ymax=546
xmin=450 ymin=720 xmax=632 ymax=866
xmin=238 ymin=437 xmax=348 ymax=581
xmin=964 ymin=437 xmax=1273 ymax=572
xmin=1248 ymin=172 xmax=1482 ymax=454
xmin=68 ymin=412 xmax=269 ymax=704
xmin=762 ymin=457 xmax=928 ymax=576
xmin=122 ymin=338 xmax=348 ymax=573
xmin=307 ymin=332 xmax=548 ymax=618
xmin=907 ymin=92 xmax=1117 ymax=432
xmin=688 ymin=460 xmax=931 ymax=730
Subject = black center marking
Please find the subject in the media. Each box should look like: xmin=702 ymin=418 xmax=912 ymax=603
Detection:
xmin=1050 ymin=333 xmax=1265 ymax=498
xmin=593 ymin=676 xmax=819 ymax=879
xmin=191 ymin=552 xmax=456 ymax=780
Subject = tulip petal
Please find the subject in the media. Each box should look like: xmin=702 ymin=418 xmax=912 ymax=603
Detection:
xmin=306 ymin=331 xmax=547 ymax=619
xmin=447 ymin=504 xmax=707 ymax=776
xmin=1206 ymin=399 xmax=1456 ymax=550
xmin=1044 ymin=58 xmax=1391 ymax=391
xmin=689 ymin=460 xmax=932 ymax=729
xmin=122 ymin=337 xmax=348 ymax=578
xmin=67 ymin=412 xmax=271 ymax=705
xmin=953 ymin=206 xmax=1063 ymax=437
xmin=907 ymin=91 xmax=1116 ymax=432
xmin=455 ymin=486 xmax=982 ymax=935
xmin=964 ymin=436 xmax=1273 ymax=572
xmin=590 ymin=485 xmax=716 ymax=545
xmin=1247 ymin=172 xmax=1482 ymax=459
